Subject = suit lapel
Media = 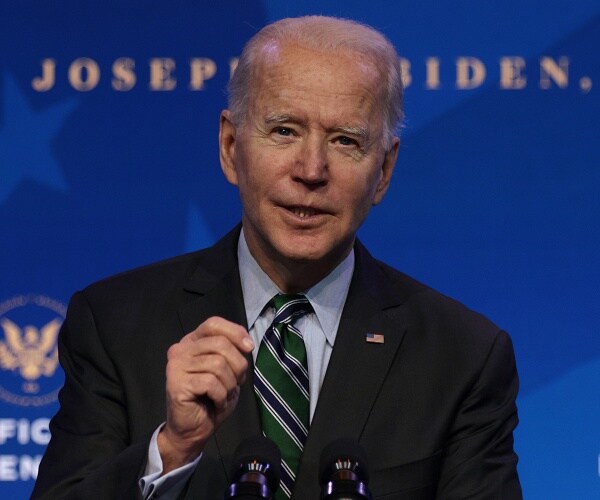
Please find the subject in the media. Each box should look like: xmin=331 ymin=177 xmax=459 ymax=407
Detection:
xmin=293 ymin=242 xmax=409 ymax=498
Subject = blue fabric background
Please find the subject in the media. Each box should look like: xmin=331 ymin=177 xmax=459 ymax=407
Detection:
xmin=1 ymin=1 xmax=598 ymax=497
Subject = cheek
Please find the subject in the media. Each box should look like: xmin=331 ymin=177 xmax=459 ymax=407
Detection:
xmin=234 ymin=148 xmax=263 ymax=193
xmin=348 ymin=170 xmax=381 ymax=204
xmin=341 ymin=173 xmax=383 ymax=224
xmin=235 ymin=159 xmax=274 ymax=214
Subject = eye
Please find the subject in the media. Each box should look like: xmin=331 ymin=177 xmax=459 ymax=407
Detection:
xmin=335 ymin=135 xmax=359 ymax=147
xmin=274 ymin=127 xmax=294 ymax=136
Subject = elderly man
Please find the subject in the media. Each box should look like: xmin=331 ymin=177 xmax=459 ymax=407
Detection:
xmin=33 ymin=16 xmax=521 ymax=499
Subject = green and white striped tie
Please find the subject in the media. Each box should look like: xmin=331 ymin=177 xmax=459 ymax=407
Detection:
xmin=254 ymin=294 xmax=312 ymax=499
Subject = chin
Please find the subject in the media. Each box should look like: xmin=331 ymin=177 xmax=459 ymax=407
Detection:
xmin=279 ymin=247 xmax=328 ymax=263
xmin=276 ymin=238 xmax=347 ymax=266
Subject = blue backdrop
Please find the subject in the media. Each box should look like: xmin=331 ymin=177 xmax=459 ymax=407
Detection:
xmin=1 ymin=1 xmax=598 ymax=498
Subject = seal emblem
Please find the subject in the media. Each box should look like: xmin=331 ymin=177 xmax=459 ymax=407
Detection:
xmin=0 ymin=295 xmax=65 ymax=406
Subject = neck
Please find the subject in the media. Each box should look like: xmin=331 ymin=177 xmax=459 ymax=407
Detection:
xmin=242 ymin=232 xmax=353 ymax=294
xmin=264 ymin=259 xmax=339 ymax=294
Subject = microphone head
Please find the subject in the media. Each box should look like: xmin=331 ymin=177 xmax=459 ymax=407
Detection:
xmin=319 ymin=438 xmax=371 ymax=500
xmin=228 ymin=435 xmax=281 ymax=497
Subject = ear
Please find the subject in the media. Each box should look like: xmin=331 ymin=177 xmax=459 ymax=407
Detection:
xmin=219 ymin=110 xmax=239 ymax=186
xmin=372 ymin=136 xmax=400 ymax=205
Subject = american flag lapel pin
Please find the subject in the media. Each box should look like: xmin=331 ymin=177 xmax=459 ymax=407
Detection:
xmin=365 ymin=332 xmax=385 ymax=344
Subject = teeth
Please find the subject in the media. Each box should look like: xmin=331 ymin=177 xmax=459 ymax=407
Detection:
xmin=292 ymin=207 xmax=315 ymax=218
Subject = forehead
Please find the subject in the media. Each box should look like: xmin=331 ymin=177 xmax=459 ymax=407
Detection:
xmin=249 ymin=42 xmax=385 ymax=122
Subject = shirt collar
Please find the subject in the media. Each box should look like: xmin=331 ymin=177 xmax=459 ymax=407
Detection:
xmin=237 ymin=229 xmax=354 ymax=346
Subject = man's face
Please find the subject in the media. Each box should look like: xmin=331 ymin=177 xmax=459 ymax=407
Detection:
xmin=220 ymin=42 xmax=399 ymax=289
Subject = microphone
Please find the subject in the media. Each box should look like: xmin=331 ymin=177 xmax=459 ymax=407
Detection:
xmin=319 ymin=438 xmax=373 ymax=500
xmin=225 ymin=435 xmax=281 ymax=499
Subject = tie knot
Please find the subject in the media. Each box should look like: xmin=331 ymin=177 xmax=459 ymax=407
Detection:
xmin=272 ymin=294 xmax=312 ymax=324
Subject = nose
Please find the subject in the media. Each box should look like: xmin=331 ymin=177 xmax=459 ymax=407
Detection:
xmin=293 ymin=134 xmax=328 ymax=185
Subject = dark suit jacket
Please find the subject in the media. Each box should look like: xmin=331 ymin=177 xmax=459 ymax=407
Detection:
xmin=32 ymin=226 xmax=521 ymax=499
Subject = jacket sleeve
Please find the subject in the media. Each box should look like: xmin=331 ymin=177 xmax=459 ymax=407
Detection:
xmin=31 ymin=291 xmax=149 ymax=500
xmin=435 ymin=330 xmax=522 ymax=499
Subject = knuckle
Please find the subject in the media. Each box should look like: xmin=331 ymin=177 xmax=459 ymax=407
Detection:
xmin=166 ymin=343 xmax=180 ymax=360
xmin=203 ymin=316 xmax=223 ymax=331
xmin=212 ymin=355 xmax=227 ymax=372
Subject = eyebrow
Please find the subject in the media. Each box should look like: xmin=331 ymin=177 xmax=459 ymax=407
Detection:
xmin=264 ymin=113 xmax=306 ymax=126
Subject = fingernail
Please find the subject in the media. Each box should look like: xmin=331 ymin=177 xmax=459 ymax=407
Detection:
xmin=243 ymin=337 xmax=254 ymax=350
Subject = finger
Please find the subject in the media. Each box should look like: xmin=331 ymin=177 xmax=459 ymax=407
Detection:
xmin=180 ymin=352 xmax=241 ymax=392
xmin=168 ymin=336 xmax=249 ymax=383
xmin=187 ymin=316 xmax=254 ymax=353
xmin=169 ymin=369 xmax=235 ymax=414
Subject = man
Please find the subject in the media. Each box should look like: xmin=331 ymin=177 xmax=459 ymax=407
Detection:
xmin=33 ymin=16 xmax=521 ymax=499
